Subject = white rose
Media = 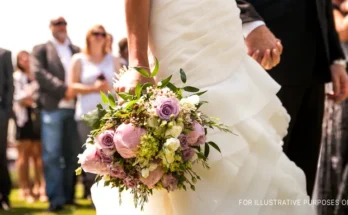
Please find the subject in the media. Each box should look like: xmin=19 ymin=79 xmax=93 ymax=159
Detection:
xmin=186 ymin=95 xmax=200 ymax=105
xmin=164 ymin=149 xmax=175 ymax=164
xmin=142 ymin=168 xmax=150 ymax=178
xmin=165 ymin=125 xmax=183 ymax=138
xmin=164 ymin=138 xmax=180 ymax=152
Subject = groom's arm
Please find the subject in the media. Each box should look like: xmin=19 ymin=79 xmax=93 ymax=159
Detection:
xmin=237 ymin=0 xmax=265 ymax=38
xmin=237 ymin=0 xmax=282 ymax=70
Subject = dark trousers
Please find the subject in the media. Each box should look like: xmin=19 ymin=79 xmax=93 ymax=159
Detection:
xmin=0 ymin=110 xmax=11 ymax=203
xmin=77 ymin=121 xmax=95 ymax=198
xmin=278 ymin=82 xmax=325 ymax=197
xmin=41 ymin=109 xmax=80 ymax=206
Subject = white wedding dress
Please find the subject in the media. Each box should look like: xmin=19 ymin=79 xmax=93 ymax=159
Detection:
xmin=91 ymin=0 xmax=315 ymax=214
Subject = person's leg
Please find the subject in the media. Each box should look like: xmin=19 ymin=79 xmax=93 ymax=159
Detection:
xmin=283 ymin=83 xmax=325 ymax=197
xmin=16 ymin=140 xmax=34 ymax=203
xmin=62 ymin=110 xmax=80 ymax=204
xmin=0 ymin=112 xmax=11 ymax=206
xmin=41 ymin=110 xmax=65 ymax=207
xmin=31 ymin=140 xmax=47 ymax=202
xmin=77 ymin=121 xmax=94 ymax=199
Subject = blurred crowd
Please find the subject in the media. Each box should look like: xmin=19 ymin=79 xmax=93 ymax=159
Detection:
xmin=0 ymin=16 xmax=128 ymax=212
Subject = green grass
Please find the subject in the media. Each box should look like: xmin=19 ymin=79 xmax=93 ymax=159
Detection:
xmin=2 ymin=184 xmax=96 ymax=215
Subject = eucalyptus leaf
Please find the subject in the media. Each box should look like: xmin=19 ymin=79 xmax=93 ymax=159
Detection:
xmin=135 ymin=84 xmax=142 ymax=99
xmin=167 ymin=82 xmax=178 ymax=92
xmin=208 ymin=141 xmax=221 ymax=153
xmin=124 ymin=100 xmax=139 ymax=110
xmin=81 ymin=108 xmax=107 ymax=129
xmin=194 ymin=91 xmax=208 ymax=96
xmin=180 ymin=68 xmax=186 ymax=83
xmin=134 ymin=67 xmax=150 ymax=78
xmin=96 ymin=104 xmax=104 ymax=110
xmin=151 ymin=58 xmax=159 ymax=77
xmin=197 ymin=101 xmax=208 ymax=109
xmin=100 ymin=91 xmax=109 ymax=104
xmin=161 ymin=75 xmax=172 ymax=88
xmin=204 ymin=143 xmax=210 ymax=158
xmin=108 ymin=93 xmax=116 ymax=107
xmin=117 ymin=92 xmax=133 ymax=101
xmin=183 ymin=86 xmax=200 ymax=92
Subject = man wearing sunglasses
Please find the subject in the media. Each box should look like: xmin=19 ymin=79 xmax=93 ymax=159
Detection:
xmin=32 ymin=16 xmax=80 ymax=212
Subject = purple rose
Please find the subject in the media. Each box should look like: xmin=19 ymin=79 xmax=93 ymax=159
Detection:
xmin=114 ymin=123 xmax=146 ymax=158
xmin=78 ymin=145 xmax=109 ymax=175
xmin=109 ymin=163 xmax=126 ymax=179
xmin=155 ymin=96 xmax=180 ymax=120
xmin=98 ymin=149 xmax=113 ymax=164
xmin=178 ymin=134 xmax=189 ymax=149
xmin=161 ymin=174 xmax=178 ymax=191
xmin=123 ymin=176 xmax=140 ymax=188
xmin=187 ymin=121 xmax=206 ymax=146
xmin=140 ymin=166 xmax=165 ymax=189
xmin=96 ymin=130 xmax=116 ymax=156
xmin=182 ymin=148 xmax=195 ymax=161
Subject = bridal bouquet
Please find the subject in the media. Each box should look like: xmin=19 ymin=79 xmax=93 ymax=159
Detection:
xmin=76 ymin=60 xmax=231 ymax=209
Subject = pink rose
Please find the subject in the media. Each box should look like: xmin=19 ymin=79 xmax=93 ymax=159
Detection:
xmin=187 ymin=121 xmax=206 ymax=146
xmin=109 ymin=163 xmax=126 ymax=179
xmin=113 ymin=123 xmax=146 ymax=158
xmin=78 ymin=145 xmax=109 ymax=175
xmin=95 ymin=130 xmax=116 ymax=156
xmin=161 ymin=174 xmax=178 ymax=191
xmin=140 ymin=166 xmax=165 ymax=189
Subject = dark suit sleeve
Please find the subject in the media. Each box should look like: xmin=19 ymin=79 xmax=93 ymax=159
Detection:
xmin=2 ymin=50 xmax=14 ymax=110
xmin=237 ymin=0 xmax=263 ymax=24
xmin=327 ymin=0 xmax=345 ymax=63
xmin=32 ymin=45 xmax=67 ymax=100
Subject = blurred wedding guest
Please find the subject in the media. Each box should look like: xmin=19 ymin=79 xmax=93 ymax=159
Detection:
xmin=317 ymin=1 xmax=348 ymax=214
xmin=31 ymin=16 xmax=80 ymax=212
xmin=106 ymin=33 xmax=113 ymax=53
xmin=13 ymin=51 xmax=47 ymax=204
xmin=118 ymin=37 xmax=128 ymax=67
xmin=0 ymin=48 xmax=14 ymax=211
xmin=69 ymin=24 xmax=120 ymax=201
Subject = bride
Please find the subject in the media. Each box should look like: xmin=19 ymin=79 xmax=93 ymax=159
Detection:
xmin=91 ymin=0 xmax=315 ymax=214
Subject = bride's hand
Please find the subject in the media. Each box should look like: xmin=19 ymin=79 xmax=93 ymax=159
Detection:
xmin=114 ymin=68 xmax=155 ymax=94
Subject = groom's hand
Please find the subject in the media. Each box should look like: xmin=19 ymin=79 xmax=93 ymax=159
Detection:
xmin=328 ymin=64 xmax=348 ymax=102
xmin=245 ymin=25 xmax=282 ymax=70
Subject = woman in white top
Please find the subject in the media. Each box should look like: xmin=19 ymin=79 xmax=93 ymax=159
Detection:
xmin=69 ymin=24 xmax=120 ymax=199
xmin=13 ymin=50 xmax=47 ymax=203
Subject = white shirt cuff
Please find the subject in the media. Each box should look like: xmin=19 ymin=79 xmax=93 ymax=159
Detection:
xmin=242 ymin=21 xmax=266 ymax=38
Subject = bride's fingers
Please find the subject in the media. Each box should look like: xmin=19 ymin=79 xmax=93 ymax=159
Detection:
xmin=261 ymin=49 xmax=272 ymax=70
xmin=251 ymin=50 xmax=261 ymax=63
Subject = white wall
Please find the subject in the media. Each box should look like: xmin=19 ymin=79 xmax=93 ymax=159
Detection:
xmin=0 ymin=0 xmax=127 ymax=59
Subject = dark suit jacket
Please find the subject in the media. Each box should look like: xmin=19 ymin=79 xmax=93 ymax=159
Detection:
xmin=237 ymin=0 xmax=345 ymax=85
xmin=32 ymin=41 xmax=80 ymax=111
xmin=0 ymin=48 xmax=14 ymax=111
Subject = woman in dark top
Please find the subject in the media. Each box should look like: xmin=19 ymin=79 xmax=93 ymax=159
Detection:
xmin=317 ymin=1 xmax=348 ymax=214
xmin=13 ymin=51 xmax=47 ymax=203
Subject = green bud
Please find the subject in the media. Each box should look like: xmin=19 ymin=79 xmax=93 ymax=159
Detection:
xmin=192 ymin=177 xmax=197 ymax=184
xmin=191 ymin=185 xmax=196 ymax=191
xmin=160 ymin=120 xmax=168 ymax=128
xmin=177 ymin=118 xmax=183 ymax=123
xmin=168 ymin=121 xmax=175 ymax=128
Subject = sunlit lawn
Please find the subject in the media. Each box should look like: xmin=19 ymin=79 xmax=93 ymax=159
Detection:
xmin=2 ymin=185 xmax=96 ymax=215
xmin=3 ymin=162 xmax=96 ymax=215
